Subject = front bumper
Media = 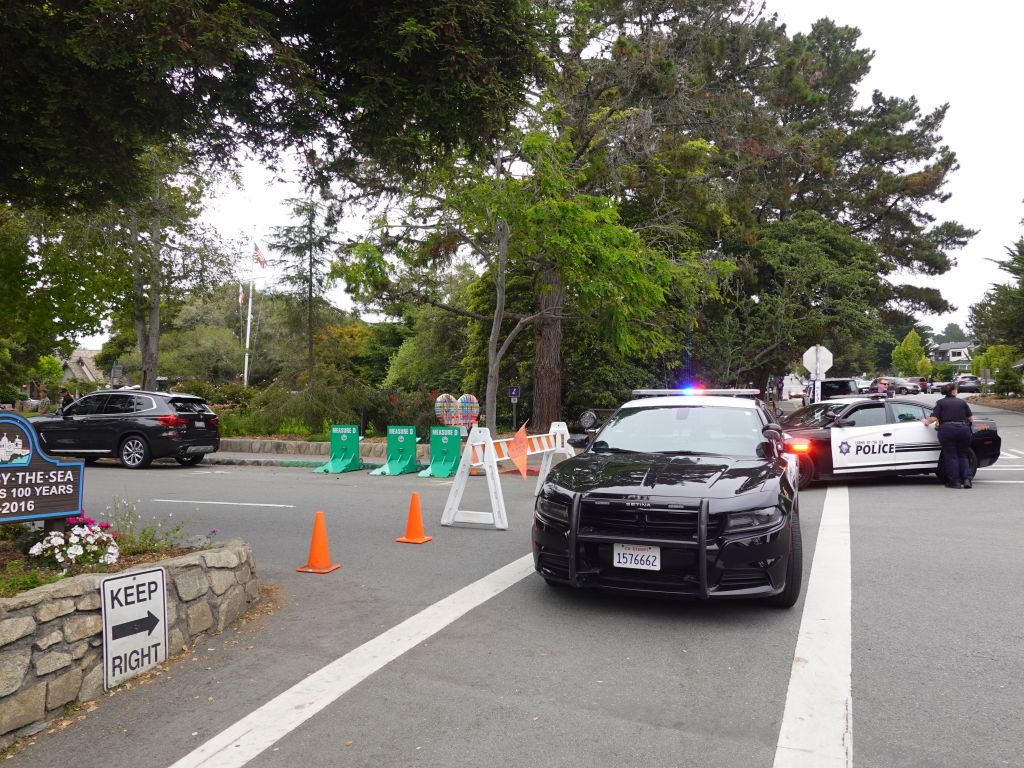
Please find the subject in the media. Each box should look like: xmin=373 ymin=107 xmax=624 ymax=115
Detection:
xmin=533 ymin=497 xmax=792 ymax=598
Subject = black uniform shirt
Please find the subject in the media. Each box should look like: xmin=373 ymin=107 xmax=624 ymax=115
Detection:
xmin=931 ymin=395 xmax=972 ymax=424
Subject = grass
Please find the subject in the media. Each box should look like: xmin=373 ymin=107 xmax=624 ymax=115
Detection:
xmin=0 ymin=559 xmax=61 ymax=597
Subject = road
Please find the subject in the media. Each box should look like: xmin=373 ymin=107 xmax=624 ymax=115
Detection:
xmin=6 ymin=397 xmax=1024 ymax=768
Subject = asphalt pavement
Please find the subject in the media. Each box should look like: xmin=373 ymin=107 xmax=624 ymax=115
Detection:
xmin=5 ymin=395 xmax=1023 ymax=768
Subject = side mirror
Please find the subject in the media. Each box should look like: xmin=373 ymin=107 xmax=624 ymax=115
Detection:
xmin=762 ymin=424 xmax=783 ymax=442
xmin=833 ymin=418 xmax=854 ymax=427
xmin=578 ymin=410 xmax=599 ymax=431
xmin=567 ymin=435 xmax=589 ymax=449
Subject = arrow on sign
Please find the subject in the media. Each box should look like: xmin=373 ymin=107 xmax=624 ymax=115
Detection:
xmin=111 ymin=611 xmax=160 ymax=640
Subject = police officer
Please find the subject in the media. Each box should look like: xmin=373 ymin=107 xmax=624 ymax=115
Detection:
xmin=921 ymin=382 xmax=975 ymax=488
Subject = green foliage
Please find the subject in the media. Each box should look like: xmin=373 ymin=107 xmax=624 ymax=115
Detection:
xmin=931 ymin=362 xmax=958 ymax=382
xmin=891 ymin=329 xmax=927 ymax=376
xmin=994 ymin=368 xmax=1023 ymax=396
xmin=969 ymin=240 xmax=1024 ymax=348
xmin=107 ymin=497 xmax=188 ymax=557
xmin=971 ymin=345 xmax=1022 ymax=380
xmin=933 ymin=323 xmax=968 ymax=344
xmin=0 ymin=383 xmax=21 ymax=404
xmin=916 ymin=357 xmax=933 ymax=377
xmin=0 ymin=561 xmax=60 ymax=599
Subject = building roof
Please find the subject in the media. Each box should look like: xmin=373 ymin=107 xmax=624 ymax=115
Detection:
xmin=933 ymin=341 xmax=974 ymax=351
xmin=61 ymin=348 xmax=102 ymax=383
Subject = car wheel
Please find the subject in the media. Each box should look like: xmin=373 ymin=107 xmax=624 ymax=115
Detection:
xmin=936 ymin=447 xmax=978 ymax=483
xmin=118 ymin=436 xmax=152 ymax=469
xmin=898 ymin=387 xmax=908 ymax=395
xmin=768 ymin=507 xmax=803 ymax=608
xmin=796 ymin=455 xmax=814 ymax=490
xmin=175 ymin=454 xmax=205 ymax=466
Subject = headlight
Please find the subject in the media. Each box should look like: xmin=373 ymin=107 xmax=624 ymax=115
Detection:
xmin=536 ymin=494 xmax=570 ymax=523
xmin=724 ymin=506 xmax=783 ymax=533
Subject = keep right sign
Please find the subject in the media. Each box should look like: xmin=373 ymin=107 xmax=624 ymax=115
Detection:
xmin=101 ymin=568 xmax=168 ymax=689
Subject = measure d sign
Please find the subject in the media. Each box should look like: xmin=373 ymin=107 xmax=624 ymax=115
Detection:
xmin=102 ymin=568 xmax=168 ymax=690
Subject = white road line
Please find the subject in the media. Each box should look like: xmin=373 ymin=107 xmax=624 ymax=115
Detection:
xmin=773 ymin=485 xmax=852 ymax=768
xmin=1008 ymin=448 xmax=1024 ymax=457
xmin=975 ymin=467 xmax=1024 ymax=471
xmin=168 ymin=554 xmax=535 ymax=768
xmin=974 ymin=480 xmax=1024 ymax=484
xmin=151 ymin=499 xmax=296 ymax=509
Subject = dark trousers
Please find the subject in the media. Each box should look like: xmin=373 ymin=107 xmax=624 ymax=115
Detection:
xmin=937 ymin=423 xmax=972 ymax=483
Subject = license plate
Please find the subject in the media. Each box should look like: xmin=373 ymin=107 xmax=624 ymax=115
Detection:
xmin=194 ymin=420 xmax=205 ymax=429
xmin=613 ymin=543 xmax=660 ymax=571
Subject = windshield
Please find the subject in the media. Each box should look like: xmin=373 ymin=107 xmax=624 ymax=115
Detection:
xmin=783 ymin=402 xmax=848 ymax=428
xmin=592 ymin=405 xmax=766 ymax=457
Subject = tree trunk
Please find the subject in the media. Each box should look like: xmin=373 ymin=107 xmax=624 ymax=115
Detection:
xmin=306 ymin=206 xmax=315 ymax=383
xmin=532 ymin=266 xmax=564 ymax=431
xmin=484 ymin=220 xmax=511 ymax=431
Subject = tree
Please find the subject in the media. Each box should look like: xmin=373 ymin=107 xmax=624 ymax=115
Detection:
xmin=916 ymin=357 xmax=933 ymax=378
xmin=971 ymin=345 xmax=1021 ymax=380
xmin=969 ymin=240 xmax=1024 ymax=348
xmin=0 ymin=0 xmax=538 ymax=211
xmin=891 ymin=329 xmax=927 ymax=376
xmin=934 ymin=322 xmax=968 ymax=344
xmin=268 ymin=197 xmax=339 ymax=384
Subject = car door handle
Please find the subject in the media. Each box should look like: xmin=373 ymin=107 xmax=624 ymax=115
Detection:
xmin=883 ymin=432 xmax=892 ymax=437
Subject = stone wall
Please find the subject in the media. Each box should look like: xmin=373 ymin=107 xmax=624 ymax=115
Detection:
xmin=0 ymin=539 xmax=258 ymax=747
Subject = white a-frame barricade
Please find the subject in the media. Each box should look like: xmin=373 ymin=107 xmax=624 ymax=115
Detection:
xmin=440 ymin=422 xmax=574 ymax=530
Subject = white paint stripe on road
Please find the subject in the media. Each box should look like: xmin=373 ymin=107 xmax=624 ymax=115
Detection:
xmin=975 ymin=467 xmax=1024 ymax=471
xmin=151 ymin=499 xmax=296 ymax=509
xmin=168 ymin=554 xmax=535 ymax=768
xmin=1008 ymin=448 xmax=1024 ymax=457
xmin=974 ymin=480 xmax=1024 ymax=484
xmin=773 ymin=485 xmax=852 ymax=768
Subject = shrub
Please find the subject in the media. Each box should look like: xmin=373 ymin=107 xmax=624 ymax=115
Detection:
xmin=28 ymin=516 xmax=119 ymax=571
xmin=106 ymin=496 xmax=188 ymax=556
xmin=0 ymin=383 xmax=21 ymax=404
xmin=994 ymin=368 xmax=1022 ymax=397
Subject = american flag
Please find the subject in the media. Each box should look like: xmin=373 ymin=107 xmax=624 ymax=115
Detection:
xmin=238 ymin=284 xmax=245 ymax=306
xmin=253 ymin=242 xmax=267 ymax=269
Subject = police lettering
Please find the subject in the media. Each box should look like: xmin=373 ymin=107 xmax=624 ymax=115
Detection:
xmin=854 ymin=443 xmax=895 ymax=455
xmin=108 ymin=580 xmax=159 ymax=609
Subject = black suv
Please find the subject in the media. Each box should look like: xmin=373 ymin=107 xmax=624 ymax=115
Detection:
xmin=533 ymin=390 xmax=802 ymax=606
xmin=30 ymin=390 xmax=220 ymax=468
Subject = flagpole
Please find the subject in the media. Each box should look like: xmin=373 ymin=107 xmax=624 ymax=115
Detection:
xmin=243 ymin=278 xmax=254 ymax=387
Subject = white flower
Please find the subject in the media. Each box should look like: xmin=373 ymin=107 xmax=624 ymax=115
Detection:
xmin=67 ymin=544 xmax=84 ymax=557
xmin=29 ymin=542 xmax=43 ymax=556
xmin=54 ymin=552 xmax=64 ymax=562
xmin=69 ymin=534 xmax=80 ymax=544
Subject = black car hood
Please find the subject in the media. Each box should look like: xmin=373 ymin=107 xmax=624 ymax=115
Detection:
xmin=547 ymin=451 xmax=784 ymax=506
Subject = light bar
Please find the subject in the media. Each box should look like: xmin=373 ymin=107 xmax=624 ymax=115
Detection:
xmin=631 ymin=389 xmax=761 ymax=397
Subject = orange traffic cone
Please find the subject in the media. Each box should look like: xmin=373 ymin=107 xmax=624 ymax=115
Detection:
xmin=396 ymin=492 xmax=432 ymax=544
xmin=296 ymin=510 xmax=341 ymax=573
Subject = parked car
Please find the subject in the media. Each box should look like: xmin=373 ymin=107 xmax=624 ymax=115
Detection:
xmin=780 ymin=397 xmax=1002 ymax=489
xmin=903 ymin=376 xmax=931 ymax=394
xmin=855 ymin=378 xmax=873 ymax=394
xmin=869 ymin=377 xmax=920 ymax=395
xmin=801 ymin=378 xmax=859 ymax=404
xmin=534 ymin=389 xmax=803 ymax=606
xmin=953 ymin=374 xmax=981 ymax=393
xmin=30 ymin=390 xmax=220 ymax=468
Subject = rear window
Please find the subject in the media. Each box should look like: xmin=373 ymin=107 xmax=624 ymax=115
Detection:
xmin=821 ymin=380 xmax=857 ymax=398
xmin=170 ymin=398 xmax=211 ymax=414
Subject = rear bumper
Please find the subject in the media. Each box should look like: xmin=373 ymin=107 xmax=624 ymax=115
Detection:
xmin=149 ymin=434 xmax=220 ymax=460
xmin=532 ymin=500 xmax=792 ymax=599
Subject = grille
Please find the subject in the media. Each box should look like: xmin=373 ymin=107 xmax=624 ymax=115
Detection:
xmin=578 ymin=500 xmax=721 ymax=540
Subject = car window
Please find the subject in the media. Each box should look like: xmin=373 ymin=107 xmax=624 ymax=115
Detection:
xmin=595 ymin=405 xmax=765 ymax=456
xmin=783 ymin=402 xmax=848 ymax=428
xmin=102 ymin=394 xmax=136 ymax=414
xmin=890 ymin=403 xmax=928 ymax=423
xmin=846 ymin=403 xmax=886 ymax=427
xmin=821 ymin=380 xmax=857 ymax=398
xmin=170 ymin=398 xmax=210 ymax=414
xmin=64 ymin=395 xmax=108 ymax=417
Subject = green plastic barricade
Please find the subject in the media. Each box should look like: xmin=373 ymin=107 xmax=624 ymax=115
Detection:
xmin=313 ymin=425 xmax=363 ymax=473
xmin=369 ymin=425 xmax=422 ymax=476
xmin=418 ymin=426 xmax=461 ymax=478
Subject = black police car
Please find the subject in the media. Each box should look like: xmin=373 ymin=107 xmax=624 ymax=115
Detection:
xmin=533 ymin=390 xmax=803 ymax=607
xmin=780 ymin=396 xmax=1001 ymax=488
xmin=30 ymin=390 xmax=220 ymax=468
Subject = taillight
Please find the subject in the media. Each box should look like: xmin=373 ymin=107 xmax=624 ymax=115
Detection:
xmin=784 ymin=438 xmax=812 ymax=454
xmin=157 ymin=414 xmax=188 ymax=428
xmin=207 ymin=416 xmax=219 ymax=428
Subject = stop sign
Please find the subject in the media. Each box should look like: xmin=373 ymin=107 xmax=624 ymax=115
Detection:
xmin=802 ymin=345 xmax=833 ymax=379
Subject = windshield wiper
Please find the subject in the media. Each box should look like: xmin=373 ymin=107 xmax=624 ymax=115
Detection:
xmin=590 ymin=442 xmax=640 ymax=454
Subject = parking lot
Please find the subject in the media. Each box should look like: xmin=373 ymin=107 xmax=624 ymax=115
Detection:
xmin=6 ymin=397 xmax=1024 ymax=768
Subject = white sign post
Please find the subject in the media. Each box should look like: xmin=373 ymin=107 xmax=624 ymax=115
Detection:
xmin=802 ymin=344 xmax=833 ymax=403
xmin=102 ymin=568 xmax=168 ymax=689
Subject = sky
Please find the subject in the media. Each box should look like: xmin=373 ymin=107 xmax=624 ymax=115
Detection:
xmin=82 ymin=1 xmax=1023 ymax=348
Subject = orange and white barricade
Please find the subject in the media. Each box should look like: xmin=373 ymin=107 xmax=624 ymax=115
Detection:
xmin=440 ymin=422 xmax=574 ymax=530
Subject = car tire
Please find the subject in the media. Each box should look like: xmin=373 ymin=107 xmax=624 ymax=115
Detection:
xmin=118 ymin=436 xmax=152 ymax=469
xmin=768 ymin=507 xmax=803 ymax=608
xmin=936 ymin=447 xmax=978 ymax=483
xmin=898 ymin=387 xmax=908 ymax=395
xmin=175 ymin=455 xmax=205 ymax=466
xmin=796 ymin=455 xmax=814 ymax=490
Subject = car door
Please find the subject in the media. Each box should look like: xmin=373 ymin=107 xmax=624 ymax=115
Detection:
xmin=886 ymin=401 xmax=941 ymax=470
xmin=36 ymin=394 xmax=110 ymax=455
xmin=829 ymin=402 xmax=893 ymax=474
xmin=94 ymin=393 xmax=138 ymax=453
